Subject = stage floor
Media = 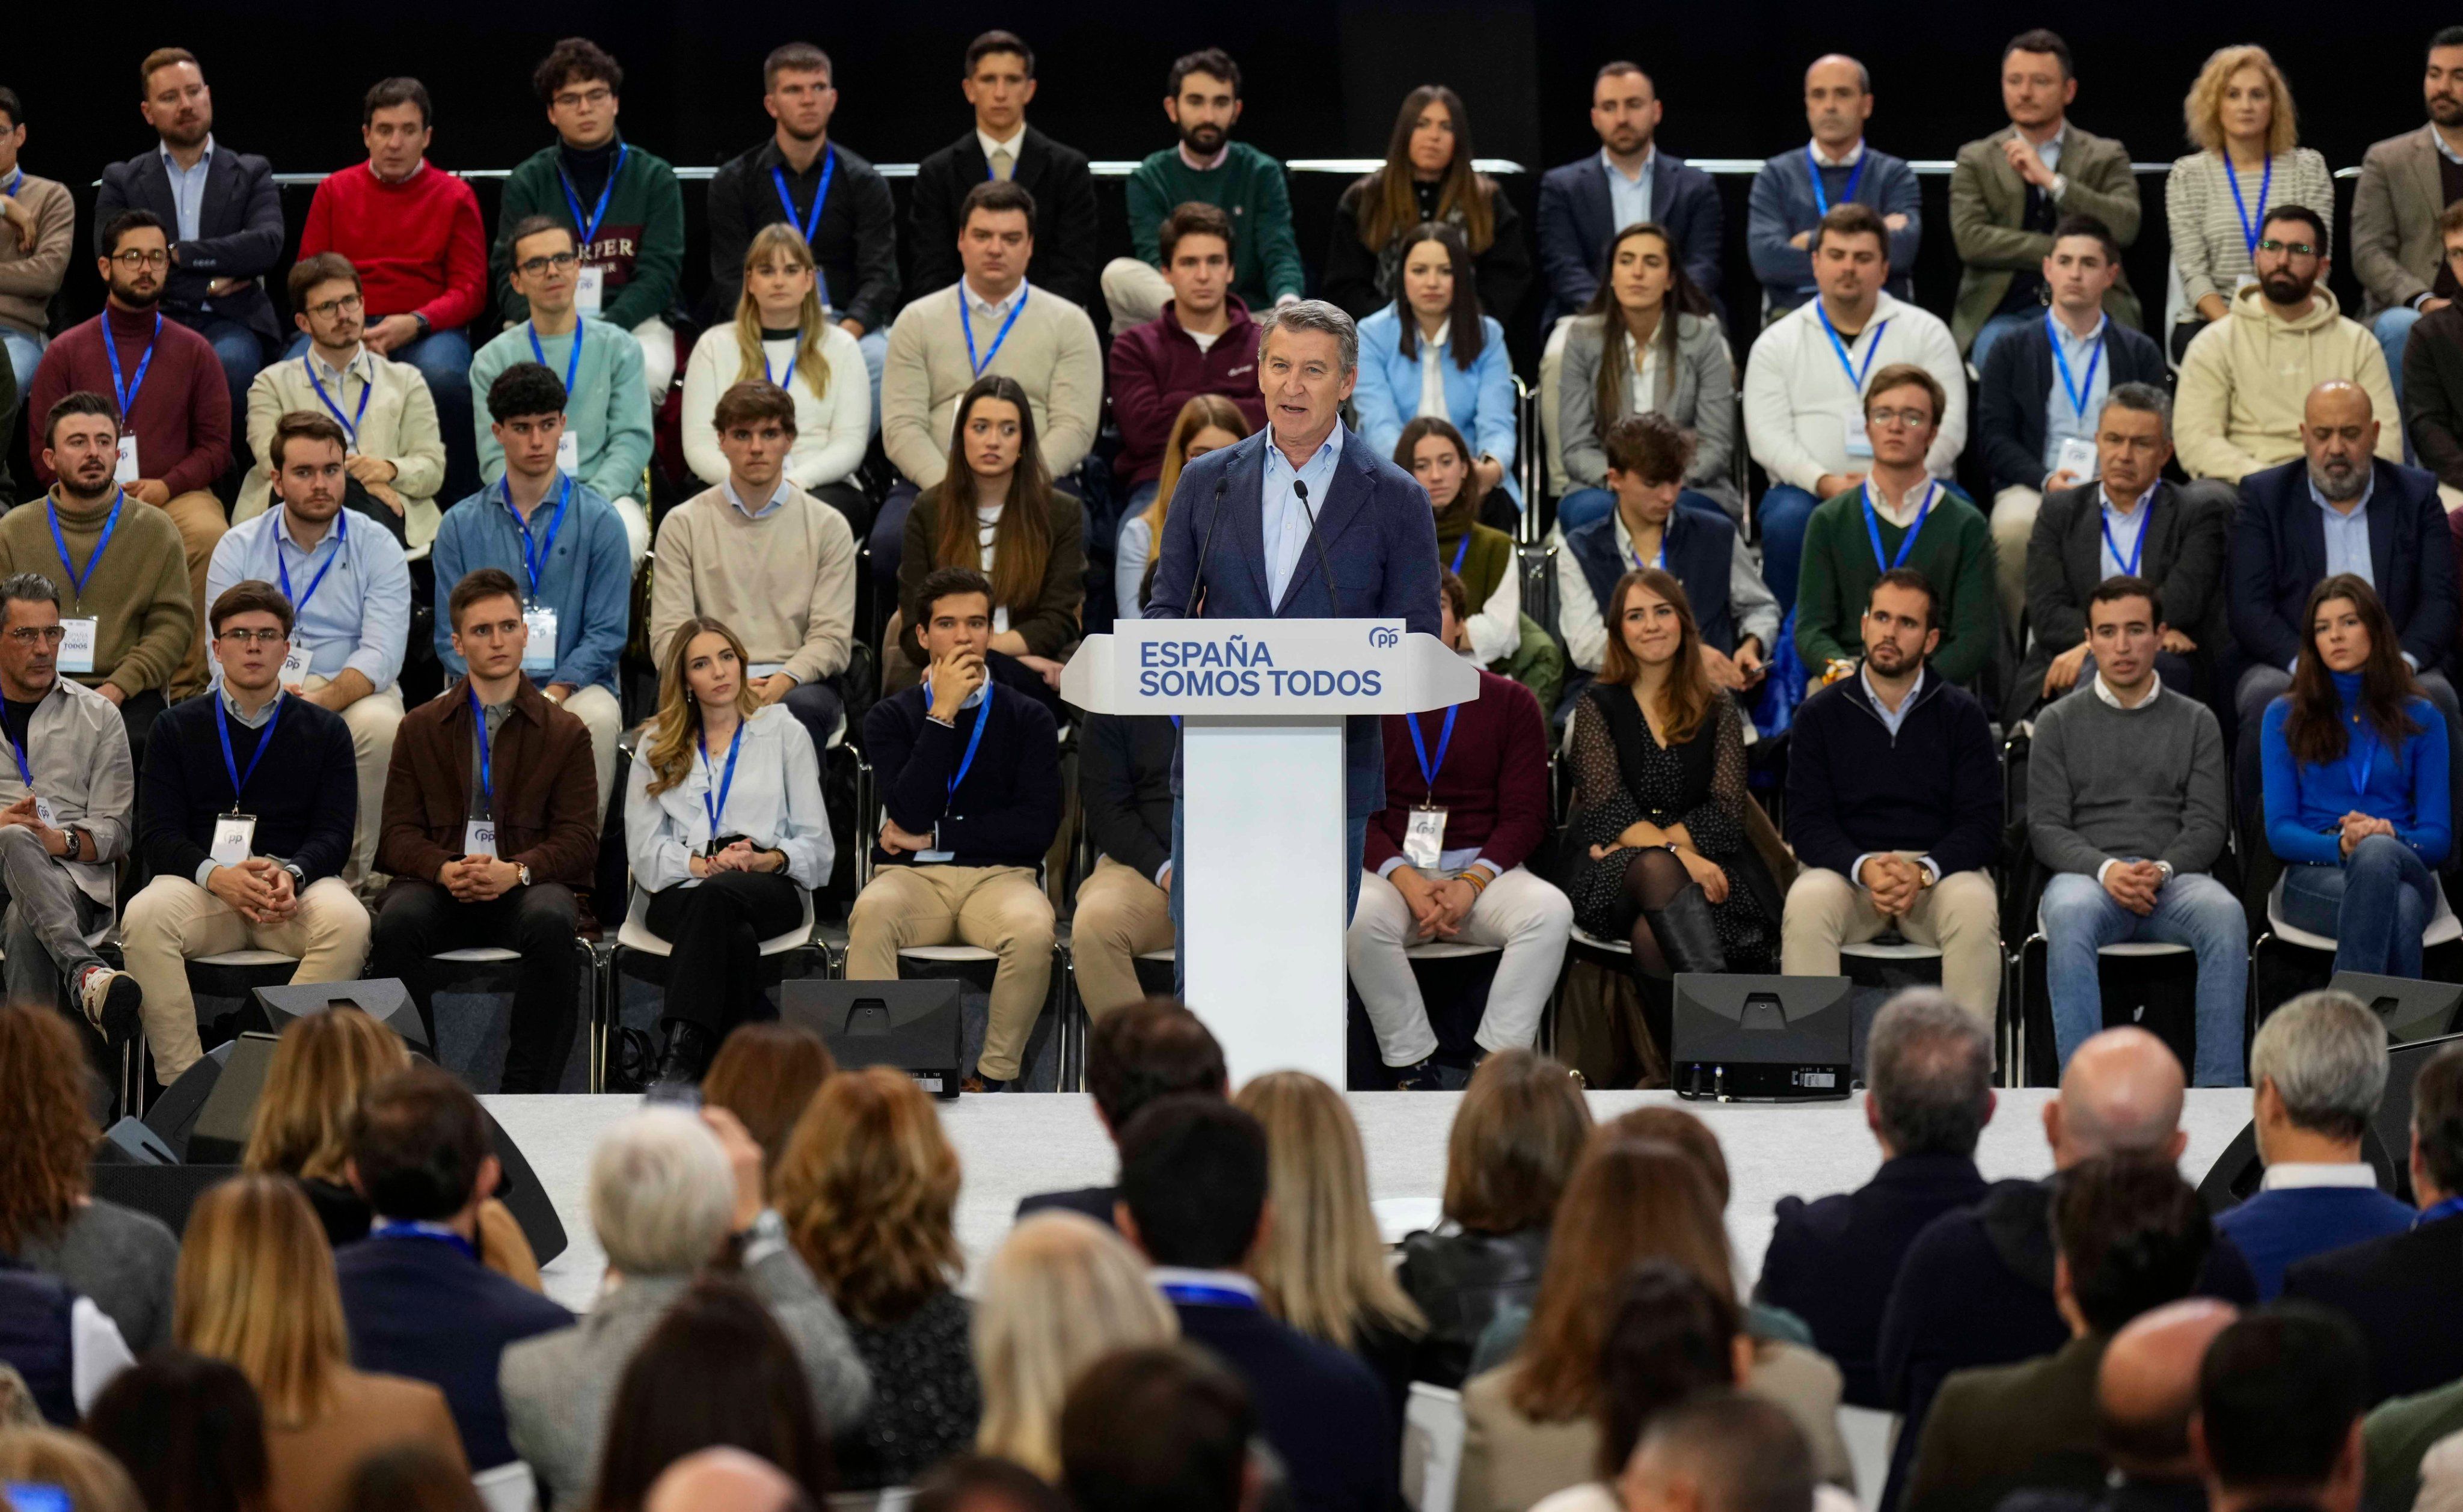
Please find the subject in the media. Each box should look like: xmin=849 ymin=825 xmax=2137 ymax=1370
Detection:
xmin=483 ymin=1088 xmax=2259 ymax=1316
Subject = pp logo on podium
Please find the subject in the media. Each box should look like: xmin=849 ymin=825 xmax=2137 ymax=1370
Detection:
xmin=1367 ymin=626 xmax=1400 ymax=649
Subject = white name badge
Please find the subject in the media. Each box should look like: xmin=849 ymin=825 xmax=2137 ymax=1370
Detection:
xmin=57 ymin=619 xmax=96 ymax=675
xmin=2054 ymin=436 xmax=2099 ymax=483
xmin=573 ymin=266 xmax=604 ymax=315
xmin=32 ymin=796 xmax=60 ymax=830
xmin=114 ymin=435 xmax=139 ymax=484
xmin=555 ymin=430 xmax=581 ymax=475
xmin=462 ymin=819 xmax=497 ymax=859
xmin=522 ymin=607 xmax=559 ymax=673
xmin=1403 ymin=806 xmax=1449 ymax=872
xmin=210 ymin=813 xmax=256 ymax=869
xmin=279 ymin=644 xmax=311 ymax=688
xmin=1844 ymin=412 xmax=1874 ymax=459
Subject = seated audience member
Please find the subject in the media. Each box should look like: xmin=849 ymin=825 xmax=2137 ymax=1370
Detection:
xmin=1354 ymin=223 xmax=1522 ymax=525
xmin=501 ymin=1109 xmax=871 ymax=1512
xmin=850 ymin=568 xmax=1060 ymax=1092
xmin=2262 ymin=575 xmax=2453 ymax=979
xmin=909 ymin=32 xmax=1099 ymax=313
xmin=1405 ymin=424 xmax=1551 ymax=699
xmin=644 ymin=1447 xmax=818 ymax=1512
xmin=1116 ymin=396 xmax=1250 ymax=617
xmin=653 ymin=381 xmax=857 ymax=756
xmin=1115 ymin=1094 xmax=1396 ymax=1512
xmin=241 ymin=254 xmax=447 ymax=546
xmin=295 ymin=78 xmax=483 ymax=501
xmin=494 ymin=37 xmax=685 ymax=401
xmin=1109 ymin=206 xmax=1267 ymax=523
xmin=625 ymin=617 xmax=833 ymax=1086
xmin=1557 ymin=222 xmax=1739 ymax=531
xmin=1621 ymin=1395 xmax=1820 ymax=1512
xmin=1352 ymin=576 xmax=1567 ymax=1084
xmin=895 ymin=376 xmax=1085 ymax=695
xmin=209 ymin=411 xmax=412 ymax=890
xmin=1904 ymin=1156 xmax=2215 ymax=1512
xmin=369 ymin=568 xmax=598 ymax=1092
xmin=2164 ymin=46 xmax=2335 ymax=363
xmin=876 ymin=182 xmax=1102 ymax=584
xmin=1747 ymin=55 xmax=1921 ymax=315
xmin=1975 ymin=217 xmax=2169 ymax=633
xmin=2178 ymin=207 xmax=2399 ymax=488
xmin=240 ymin=1006 xmax=415 ymax=1244
xmin=2404 ymin=200 xmax=2463 ymax=508
xmin=2192 ymin=1308 xmax=2369 ymax=1512
xmin=1016 ymin=997 xmax=1228 ymax=1222
xmin=1536 ymin=63 xmax=1725 ymax=325
xmin=334 ymin=1065 xmax=574 ymax=1473
xmin=774 ymin=1067 xmax=981 ymax=1487
xmin=2014 ymin=387 xmax=2225 ymax=722
xmin=1398 ymin=1050 xmax=1592 ymax=1389
xmin=0 ymin=1428 xmax=144 ymax=1507
xmin=1993 ymin=1299 xmax=2238 ymax=1512
xmin=2030 ymin=578 xmax=2244 ymax=1085
xmin=469 ymin=218 xmax=654 ymax=563
xmin=1563 ymin=568 xmax=1776 ymax=1046
xmin=174 ymin=1174 xmax=467 ymax=1512
xmin=1559 ymin=415 xmax=1776 ymax=687
xmin=94 ymin=50 xmax=283 ymax=418
xmin=0 ymin=1005 xmax=177 ymax=1357
xmin=2357 ymin=33 xmax=2463 ymax=399
xmin=1795 ymin=367 xmax=1995 ymax=688
xmin=680 ymin=226 xmax=870 ymax=531
xmin=1758 ymin=991 xmax=1993 ymax=1409
xmin=123 ymin=583 xmax=366 ymax=1089
xmin=1782 ymin=570 xmax=2002 ymax=1023
xmin=26 ymin=212 xmax=230 ymax=681
xmin=434 ymin=361 xmax=631 ymax=812
xmin=699 ymin=1021 xmax=835 ymax=1186
xmin=0 ymin=87 xmax=71 ymax=415
xmin=1075 ymin=712 xmax=1176 ymax=1022
xmin=2216 ymin=991 xmax=2414 ymax=1300
xmin=975 ymin=1212 xmax=1182 ymax=1480
xmin=2284 ymin=1041 xmax=2463 ymax=1403
xmin=1325 ymin=87 xmax=1530 ymax=324
xmin=82 ymin=1350 xmax=274 ymax=1512
xmin=1060 ymin=1344 xmax=1258 ymax=1512
xmin=1743 ymin=206 xmax=1965 ymax=615
xmin=1107 ymin=49 xmax=1307 ymax=329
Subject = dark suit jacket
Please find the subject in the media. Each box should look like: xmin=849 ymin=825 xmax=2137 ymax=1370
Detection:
xmin=907 ymin=127 xmax=1099 ymax=314
xmin=1014 ymin=1186 xmax=1117 ymax=1226
xmin=1173 ymin=1300 xmax=1397 ymax=1512
xmin=1143 ymin=427 xmax=1442 ymax=817
xmin=1904 ymin=1333 xmax=2108 ymax=1512
xmin=2282 ymin=1211 xmax=2463 ymax=1403
xmin=94 ymin=143 xmax=284 ymax=343
xmin=2403 ymin=302 xmax=2463 ymax=492
xmin=2228 ymin=458 xmax=2462 ymax=676
xmin=1975 ymin=317 xmax=2168 ymax=496
xmin=2026 ymin=480 xmax=2230 ymax=655
xmin=1535 ymin=149 xmax=1723 ymax=319
xmin=1756 ymin=1152 xmax=1990 ymax=1409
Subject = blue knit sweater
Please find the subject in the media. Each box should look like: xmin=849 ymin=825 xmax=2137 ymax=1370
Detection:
xmin=2261 ymin=672 xmax=2452 ymax=867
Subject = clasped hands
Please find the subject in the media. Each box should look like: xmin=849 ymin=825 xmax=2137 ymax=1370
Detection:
xmin=1591 ymin=821 xmax=1730 ymax=904
xmin=2100 ymin=859 xmax=2166 ymax=917
xmin=1392 ymin=866 xmax=1483 ymax=938
xmin=206 ymin=857 xmax=299 ymax=925
xmin=2339 ymin=812 xmax=2397 ymax=857
xmin=0 ymin=794 xmax=69 ymax=858
xmin=689 ymin=840 xmax=783 ymax=878
xmin=436 ymin=854 xmax=523 ymax=902
xmin=1856 ymin=852 xmax=1927 ymax=917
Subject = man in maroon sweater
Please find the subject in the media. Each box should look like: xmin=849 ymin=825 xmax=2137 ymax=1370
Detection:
xmin=1107 ymin=201 xmax=1266 ymax=510
xmin=28 ymin=210 xmax=229 ymax=694
xmin=1347 ymin=574 xmax=1571 ymax=1087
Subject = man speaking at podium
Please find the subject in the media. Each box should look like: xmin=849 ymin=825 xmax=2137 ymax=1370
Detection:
xmin=1144 ymin=299 xmax=1441 ymax=931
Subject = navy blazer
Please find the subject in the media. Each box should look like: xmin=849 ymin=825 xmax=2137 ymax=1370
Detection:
xmin=1144 ymin=426 xmax=1442 ymax=817
xmin=2282 ymin=1212 xmax=2463 ymax=1403
xmin=1173 ymin=1300 xmax=1397 ymax=1512
xmin=2227 ymin=458 xmax=2461 ymax=676
xmin=908 ymin=126 xmax=1099 ymax=313
xmin=94 ymin=144 xmax=284 ymax=344
xmin=1535 ymin=149 xmax=1725 ymax=319
xmin=1976 ymin=316 xmax=2168 ymax=496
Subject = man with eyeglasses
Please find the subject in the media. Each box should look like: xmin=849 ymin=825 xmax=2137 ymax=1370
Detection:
xmin=208 ymin=410 xmax=411 ymax=894
xmin=236 ymin=253 xmax=446 ymax=546
xmin=121 ymin=579 xmax=366 ymax=1087
xmin=468 ymin=218 xmax=652 ymax=564
xmin=493 ymin=37 xmax=684 ymax=404
xmin=0 ymin=87 xmax=74 ymax=425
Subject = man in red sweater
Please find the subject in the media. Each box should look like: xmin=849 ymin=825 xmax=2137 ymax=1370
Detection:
xmin=1107 ymin=201 xmax=1266 ymax=508
xmin=295 ymin=79 xmax=485 ymax=498
xmin=1346 ymin=573 xmax=1571 ymax=1088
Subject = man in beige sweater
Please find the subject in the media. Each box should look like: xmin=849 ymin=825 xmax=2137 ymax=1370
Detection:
xmin=649 ymin=380 xmax=856 ymax=756
xmin=0 ymin=89 xmax=74 ymax=423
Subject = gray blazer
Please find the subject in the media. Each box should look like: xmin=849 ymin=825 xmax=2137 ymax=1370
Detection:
xmin=1557 ymin=310 xmax=1741 ymax=515
xmin=2353 ymin=126 xmax=2452 ymax=317
xmin=498 ymin=1249 xmax=873 ymax=1511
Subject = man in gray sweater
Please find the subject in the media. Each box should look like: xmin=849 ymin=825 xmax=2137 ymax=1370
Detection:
xmin=2029 ymin=575 xmax=2245 ymax=1086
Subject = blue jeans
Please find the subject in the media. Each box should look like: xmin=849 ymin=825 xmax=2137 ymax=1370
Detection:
xmin=1556 ymin=486 xmax=1725 ymax=536
xmin=870 ymin=479 xmax=921 ymax=586
xmin=2281 ymin=833 xmax=2442 ymax=980
xmin=286 ymin=325 xmax=477 ymax=498
xmin=1756 ymin=485 xmax=1821 ymax=616
xmin=1968 ymin=311 xmax=2038 ymax=376
xmin=1170 ymin=793 xmax=1366 ymax=997
xmin=2376 ymin=305 xmax=2423 ymax=413
xmin=0 ymin=328 xmax=42 ymax=418
xmin=2041 ymin=869 xmax=2248 ymax=1086
xmin=189 ymin=314 xmax=268 ymax=433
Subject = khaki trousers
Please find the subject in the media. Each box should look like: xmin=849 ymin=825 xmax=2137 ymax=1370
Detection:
xmin=847 ymin=863 xmax=1055 ymax=1082
xmin=1071 ymin=855 xmax=1174 ymax=1019
xmin=1780 ymin=860 xmax=2002 ymax=1023
xmin=123 ymin=874 xmax=371 ymax=1084
xmin=163 ymin=490 xmax=229 ymax=696
xmin=299 ymin=676 xmax=405 ymax=891
xmin=1990 ymin=485 xmax=2041 ymax=643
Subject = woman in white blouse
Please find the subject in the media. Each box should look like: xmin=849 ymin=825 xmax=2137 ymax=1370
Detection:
xmin=2164 ymin=44 xmax=2333 ymax=362
xmin=624 ymin=615 xmax=833 ymax=1082
xmin=682 ymin=224 xmax=873 ymax=531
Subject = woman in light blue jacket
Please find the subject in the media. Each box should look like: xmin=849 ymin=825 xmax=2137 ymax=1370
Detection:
xmin=1352 ymin=221 xmax=1521 ymax=530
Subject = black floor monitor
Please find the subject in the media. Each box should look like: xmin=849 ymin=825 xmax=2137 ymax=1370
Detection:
xmin=1670 ymin=973 xmax=1855 ymax=1102
xmin=2327 ymin=973 xmax=2463 ymax=1045
xmin=253 ymin=977 xmax=430 ymax=1055
xmin=782 ymin=979 xmax=966 ymax=1098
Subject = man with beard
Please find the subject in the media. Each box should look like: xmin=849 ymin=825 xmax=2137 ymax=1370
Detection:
xmin=1103 ymin=49 xmax=1305 ymax=329
xmin=1534 ymin=61 xmax=1725 ymax=322
xmin=2351 ymin=29 xmax=2463 ymax=400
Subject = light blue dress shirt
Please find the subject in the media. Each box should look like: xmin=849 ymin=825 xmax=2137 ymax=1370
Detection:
xmin=722 ymin=478 xmax=788 ymax=520
xmin=1259 ymin=431 xmax=1345 ymax=610
xmin=431 ymin=476 xmax=632 ymax=694
xmin=1602 ymin=147 xmax=1656 ymax=238
xmin=2310 ymin=475 xmax=2377 ymax=589
xmin=2097 ymin=483 xmax=2156 ymax=581
xmin=206 ymin=507 xmax=411 ymax=690
xmin=161 ymin=135 xmax=213 ymax=242
xmin=2041 ymin=313 xmax=2109 ymax=477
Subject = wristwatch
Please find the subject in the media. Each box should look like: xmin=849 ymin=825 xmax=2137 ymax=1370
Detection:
xmin=280 ymin=861 xmax=306 ymax=891
xmin=411 ymin=310 xmax=433 ymax=338
xmin=517 ymin=863 xmax=533 ymax=887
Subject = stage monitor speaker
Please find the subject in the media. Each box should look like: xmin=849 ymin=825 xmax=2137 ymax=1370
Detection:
xmin=2196 ymin=1119 xmax=2400 ymax=1212
xmin=87 ymin=1164 xmax=239 ymax=1236
xmin=1670 ymin=973 xmax=1854 ymax=1102
xmin=94 ymin=1116 xmax=176 ymax=1165
xmin=2328 ymin=972 xmax=2463 ymax=1044
xmin=252 ymin=978 xmax=429 ymax=1056
xmin=142 ymin=1038 xmax=240 ymax=1160
xmin=186 ymin=1032 xmax=281 ymax=1166
xmin=782 ymin=979 xmax=965 ymax=1098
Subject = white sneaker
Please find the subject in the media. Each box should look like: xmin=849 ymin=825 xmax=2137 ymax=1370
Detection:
xmin=77 ymin=966 xmax=143 ymax=1041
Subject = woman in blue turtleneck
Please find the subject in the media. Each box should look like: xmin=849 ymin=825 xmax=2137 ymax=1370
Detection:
xmin=2262 ymin=574 xmax=2454 ymax=977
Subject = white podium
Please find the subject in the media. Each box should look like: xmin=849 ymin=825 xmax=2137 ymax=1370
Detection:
xmin=1061 ymin=619 xmax=1477 ymax=1086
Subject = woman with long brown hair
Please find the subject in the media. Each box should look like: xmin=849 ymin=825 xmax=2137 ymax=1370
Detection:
xmin=1116 ymin=394 xmax=1249 ymax=616
xmin=699 ymin=1020 xmax=836 ymax=1187
xmin=1354 ymin=224 xmax=1524 ymax=527
xmin=1324 ymin=85 xmax=1530 ymax=323
xmin=1397 ymin=416 xmax=1520 ymax=665
xmin=2262 ymin=574 xmax=2452 ymax=978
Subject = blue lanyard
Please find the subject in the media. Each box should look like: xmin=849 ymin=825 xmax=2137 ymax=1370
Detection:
xmin=367 ymin=1222 xmax=479 ymax=1263
xmin=2418 ymin=1195 xmax=2463 ymax=1228
xmin=277 ymin=511 xmax=347 ymax=620
xmin=1815 ymin=305 xmax=1887 ymax=397
xmin=1860 ymin=481 xmax=1936 ymax=574
xmin=1630 ymin=521 xmax=1667 ymax=571
xmin=925 ymin=682 xmax=994 ymax=800
xmin=556 ymin=142 xmax=628 ymax=253
xmin=467 ymin=684 xmax=496 ymax=816
xmin=699 ymin=720 xmax=746 ymax=840
xmin=764 ymin=341 xmax=796 ymax=391
xmin=304 ymin=354 xmax=374 ymax=444
xmin=100 ymin=311 xmax=161 ymax=421
xmin=1806 ymin=145 xmax=1868 ymax=215
xmin=527 ymin=319 xmax=584 ymax=402
xmin=2046 ymin=313 xmax=2105 ymax=423
xmin=48 ymin=491 xmax=124 ymax=604
xmin=213 ymin=694 xmax=282 ymax=809
xmin=962 ymin=285 xmax=1030 ymax=377
xmin=2 ymin=716 xmax=31 ymax=792
xmin=2226 ymin=156 xmax=2273 ymax=262
xmin=2099 ymin=499 xmax=2148 ymax=578
xmin=1 ymin=171 xmax=20 ymax=198
xmin=1156 ymin=1281 xmax=1260 ymax=1311
xmin=1447 ymin=533 xmax=1470 ymax=574
xmin=1406 ymin=705 xmax=1459 ymax=791
xmin=770 ymin=148 xmax=837 ymax=246
xmin=504 ymin=476 xmax=574 ymax=599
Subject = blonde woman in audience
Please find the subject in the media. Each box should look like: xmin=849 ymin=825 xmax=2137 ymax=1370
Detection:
xmin=699 ymin=1020 xmax=836 ymax=1188
xmin=174 ymin=1174 xmax=465 ymax=1512
xmin=1114 ymin=394 xmax=1249 ymax=615
xmin=2164 ymin=44 xmax=2333 ymax=361
xmin=974 ymin=1211 xmax=1180 ymax=1481
xmin=0 ymin=1426 xmax=147 ymax=1512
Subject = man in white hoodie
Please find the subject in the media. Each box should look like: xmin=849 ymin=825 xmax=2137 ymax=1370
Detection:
xmin=1744 ymin=201 xmax=1966 ymax=619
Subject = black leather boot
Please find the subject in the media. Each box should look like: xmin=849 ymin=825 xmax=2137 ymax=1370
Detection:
xmin=1633 ymin=883 xmax=1728 ymax=1061
xmin=651 ymin=1020 xmax=718 ymax=1091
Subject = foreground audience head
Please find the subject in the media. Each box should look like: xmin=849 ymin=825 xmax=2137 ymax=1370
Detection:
xmin=2249 ymin=991 xmax=2386 ymax=1165
xmin=174 ymin=1174 xmax=347 ymax=1429
xmin=2096 ymin=384 xmax=2174 ymax=505
xmin=269 ymin=411 xmax=349 ymax=529
xmin=915 ymin=566 xmax=996 ymax=666
xmin=2254 ymin=204 xmax=2330 ymax=310
xmin=2048 ymin=1026 xmax=2188 ymax=1169
xmin=0 ymin=1003 xmax=93 ymax=1256
xmin=774 ymin=1065 xmax=962 ymax=1327
xmin=2097 ymin=1299 xmax=2239 ymax=1483
xmin=913 ymin=1455 xmax=1069 ymax=1512
xmin=975 ymin=1211 xmax=1180 ymax=1480
xmin=2043 ymin=213 xmax=2119 ymax=320
xmin=2409 ymin=1042 xmax=2463 ymax=1207
xmin=735 ymin=225 xmax=823 ymax=360
xmin=98 ymin=211 xmax=169 ymax=314
xmin=1610 ymin=1106 xmax=1732 ymax=1209
xmin=1601 ymin=569 xmax=1708 ymax=708
xmin=1399 ymin=415 xmax=1476 ymax=523
xmin=1443 ymin=1048 xmax=1592 ymax=1235
xmin=1115 ymin=1094 xmax=1269 ymax=1270
xmin=241 ymin=1005 xmax=409 ymax=1184
xmin=2300 ymin=382 xmax=2378 ymax=504
xmin=1602 ymin=410 xmax=1692 ymax=519
xmin=287 ymin=253 xmax=365 ymax=355
xmin=1234 ymin=1071 xmax=1425 ymax=1350
xmin=1865 ymin=990 xmax=1996 ymax=1160
xmin=84 ymin=1348 xmax=270 ymax=1512
xmin=1161 ymin=202 xmax=1236 ymax=320
xmin=340 ymin=1442 xmax=482 ymax=1512
xmin=346 ymin=1063 xmax=497 ymax=1226
xmin=1164 ymin=49 xmax=1244 ymax=157
xmin=1087 ymin=997 xmax=1228 ymax=1140
xmin=2194 ymin=1306 xmax=2368 ymax=1512
xmin=1596 ymin=1260 xmax=1750 ymax=1481
xmin=1619 ymin=1392 xmax=1815 ymax=1512
xmin=959 ymin=180 xmax=1037 ymax=296
xmin=503 ymin=218 xmax=582 ymax=322
xmin=2051 ymin=1155 xmax=2214 ymax=1337
xmin=587 ymin=1108 xmax=737 ymax=1277
xmin=646 ymin=1447 xmax=814 ymax=1512
xmin=1061 ymin=1345 xmax=1258 ymax=1512
xmin=701 ymin=1020 xmax=836 ymax=1182
xmin=0 ymin=1427 xmax=144 ymax=1512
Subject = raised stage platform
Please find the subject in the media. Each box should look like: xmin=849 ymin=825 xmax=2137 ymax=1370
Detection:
xmin=484 ymin=1088 xmax=2259 ymax=1315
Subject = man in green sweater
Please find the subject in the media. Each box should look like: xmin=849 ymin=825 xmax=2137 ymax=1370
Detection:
xmin=1101 ymin=47 xmax=1305 ymax=329
xmin=1794 ymin=364 xmax=1998 ymax=687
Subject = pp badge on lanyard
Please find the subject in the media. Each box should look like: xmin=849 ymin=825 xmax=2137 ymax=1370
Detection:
xmin=304 ymin=355 xmax=373 ymax=449
xmin=557 ymin=143 xmax=629 ymax=316
xmin=962 ymin=286 xmax=1030 ymax=378
xmin=2047 ymin=312 xmax=2106 ymax=482
xmin=3 ymin=725 xmax=57 ymax=830
xmin=465 ymin=685 xmax=498 ymax=859
xmin=276 ymin=512 xmax=346 ymax=688
xmin=1817 ymin=305 xmax=1888 ymax=458
xmin=48 ymin=491 xmax=123 ymax=675
xmin=508 ymin=476 xmax=573 ymax=675
xmin=102 ymin=311 xmax=161 ymax=483
xmin=1403 ymin=705 xmax=1459 ymax=871
xmin=210 ymin=694 xmax=283 ymax=868
xmin=772 ymin=148 xmax=838 ymax=309
xmin=1861 ymin=480 xmax=1937 ymax=575
xmin=697 ymin=720 xmax=746 ymax=856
